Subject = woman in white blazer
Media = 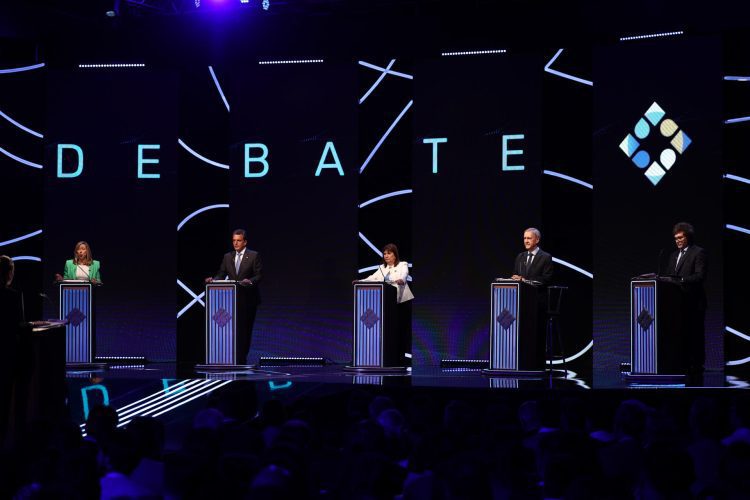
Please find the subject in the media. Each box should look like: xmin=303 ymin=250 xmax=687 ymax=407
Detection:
xmin=361 ymin=243 xmax=414 ymax=366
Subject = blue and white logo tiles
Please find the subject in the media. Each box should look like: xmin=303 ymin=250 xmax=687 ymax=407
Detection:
xmin=619 ymin=102 xmax=692 ymax=186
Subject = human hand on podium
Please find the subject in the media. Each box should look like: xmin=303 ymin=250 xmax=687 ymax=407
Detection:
xmin=205 ymin=277 xmax=214 ymax=284
xmin=54 ymin=273 xmax=63 ymax=282
xmin=511 ymin=275 xmax=523 ymax=281
xmin=240 ymin=278 xmax=253 ymax=286
xmin=394 ymin=279 xmax=405 ymax=285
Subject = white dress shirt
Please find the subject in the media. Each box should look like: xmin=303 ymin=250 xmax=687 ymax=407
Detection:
xmin=362 ymin=261 xmax=414 ymax=303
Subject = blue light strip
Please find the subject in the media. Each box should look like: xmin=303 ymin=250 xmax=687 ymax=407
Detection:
xmin=208 ymin=66 xmax=230 ymax=112
xmin=552 ymin=256 xmax=593 ymax=279
xmin=544 ymin=49 xmax=593 ymax=87
xmin=549 ymin=340 xmax=594 ymax=365
xmin=358 ymin=189 xmax=413 ymax=208
xmin=358 ymin=61 xmax=413 ymax=80
xmin=724 ymin=116 xmax=750 ymax=124
xmin=258 ymin=59 xmax=323 ymax=65
xmin=0 ymin=229 xmax=43 ymax=247
xmin=619 ymin=30 xmax=684 ymax=41
xmin=78 ymin=63 xmax=145 ymax=68
xmin=359 ymin=59 xmax=396 ymax=105
xmin=727 ymin=326 xmax=750 ymax=342
xmin=543 ymin=170 xmax=593 ymax=190
xmin=177 ymin=139 xmax=229 ymax=170
xmin=441 ymin=49 xmax=506 ymax=56
xmin=10 ymin=256 xmax=41 ymax=262
xmin=359 ymin=99 xmax=413 ymax=174
xmin=0 ymin=62 xmax=45 ymax=74
xmin=0 ymin=108 xmax=43 ymax=138
xmin=724 ymin=76 xmax=750 ymax=81
xmin=358 ymin=232 xmax=382 ymax=257
xmin=726 ymin=224 xmax=750 ymax=235
xmin=177 ymin=203 xmax=229 ymax=231
xmin=726 ymin=356 xmax=750 ymax=367
xmin=724 ymin=173 xmax=750 ymax=185
xmin=177 ymin=279 xmax=206 ymax=319
xmin=0 ymin=145 xmax=43 ymax=169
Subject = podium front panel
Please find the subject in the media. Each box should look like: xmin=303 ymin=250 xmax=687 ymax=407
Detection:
xmin=59 ymin=283 xmax=93 ymax=364
xmin=631 ymin=280 xmax=657 ymax=374
xmin=490 ymin=282 xmax=520 ymax=370
xmin=353 ymin=284 xmax=384 ymax=367
xmin=206 ymin=284 xmax=237 ymax=365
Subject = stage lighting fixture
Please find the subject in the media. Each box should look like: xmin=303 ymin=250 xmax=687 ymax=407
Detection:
xmin=440 ymin=359 xmax=490 ymax=369
xmin=262 ymin=0 xmax=269 ymax=10
xmin=259 ymin=356 xmax=326 ymax=366
xmin=106 ymin=0 xmax=120 ymax=17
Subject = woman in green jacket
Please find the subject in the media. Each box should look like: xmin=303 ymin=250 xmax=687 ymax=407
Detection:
xmin=56 ymin=241 xmax=101 ymax=283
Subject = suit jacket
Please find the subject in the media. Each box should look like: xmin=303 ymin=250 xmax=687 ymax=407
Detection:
xmin=513 ymin=248 xmax=554 ymax=285
xmin=63 ymin=259 xmax=101 ymax=281
xmin=214 ymin=249 xmax=262 ymax=304
xmin=666 ymin=245 xmax=707 ymax=308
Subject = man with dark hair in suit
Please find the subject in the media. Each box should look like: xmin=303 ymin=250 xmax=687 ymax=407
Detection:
xmin=512 ymin=227 xmax=554 ymax=285
xmin=667 ymin=222 xmax=707 ymax=376
xmin=205 ymin=229 xmax=262 ymax=365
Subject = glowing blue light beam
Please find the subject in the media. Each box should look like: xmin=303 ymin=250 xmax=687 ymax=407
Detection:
xmin=543 ymin=170 xmax=593 ymax=190
xmin=0 ymin=229 xmax=43 ymax=247
xmin=552 ymin=257 xmax=593 ymax=279
xmin=10 ymin=256 xmax=41 ymax=262
xmin=724 ymin=116 xmax=750 ymax=124
xmin=726 ymin=224 xmax=750 ymax=236
xmin=360 ymin=100 xmax=413 ymax=174
xmin=725 ymin=76 xmax=750 ymax=81
xmin=208 ymin=66 xmax=230 ymax=112
xmin=0 ymin=108 xmax=43 ymax=138
xmin=358 ymin=60 xmax=413 ymax=80
xmin=358 ymin=232 xmax=382 ymax=258
xmin=727 ymin=356 xmax=750 ymax=367
xmin=544 ymin=49 xmax=593 ymax=87
xmin=150 ymin=380 xmax=233 ymax=418
xmin=0 ymin=145 xmax=43 ymax=169
xmin=727 ymin=326 xmax=750 ymax=342
xmin=360 ymin=59 xmax=396 ymax=105
xmin=0 ymin=62 xmax=45 ymax=74
xmin=177 ymin=279 xmax=206 ymax=319
xmin=724 ymin=174 xmax=750 ymax=185
xmin=358 ymin=189 xmax=412 ymax=208
xmin=177 ymin=139 xmax=229 ymax=170
xmin=550 ymin=340 xmax=593 ymax=365
xmin=177 ymin=203 xmax=229 ymax=231
xmin=619 ymin=30 xmax=684 ymax=41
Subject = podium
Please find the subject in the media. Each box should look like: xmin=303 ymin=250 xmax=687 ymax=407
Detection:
xmin=58 ymin=280 xmax=104 ymax=369
xmin=347 ymin=282 xmax=406 ymax=372
xmin=629 ymin=278 xmax=685 ymax=379
xmin=483 ymin=280 xmax=544 ymax=376
xmin=197 ymin=281 xmax=253 ymax=370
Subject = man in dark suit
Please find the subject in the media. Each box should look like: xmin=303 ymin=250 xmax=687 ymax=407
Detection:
xmin=206 ymin=229 xmax=262 ymax=365
xmin=666 ymin=222 xmax=707 ymax=376
xmin=511 ymin=227 xmax=554 ymax=285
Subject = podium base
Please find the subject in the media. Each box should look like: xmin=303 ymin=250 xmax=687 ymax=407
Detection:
xmin=343 ymin=366 xmax=409 ymax=374
xmin=624 ymin=373 xmax=686 ymax=383
xmin=66 ymin=362 xmax=107 ymax=370
xmin=482 ymin=368 xmax=545 ymax=377
xmin=195 ymin=363 xmax=257 ymax=372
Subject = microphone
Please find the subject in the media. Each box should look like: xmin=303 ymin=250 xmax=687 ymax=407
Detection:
xmin=76 ymin=263 xmax=92 ymax=281
xmin=656 ymin=248 xmax=665 ymax=277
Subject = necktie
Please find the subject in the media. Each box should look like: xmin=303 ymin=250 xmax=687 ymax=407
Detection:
xmin=235 ymin=252 xmax=242 ymax=275
xmin=525 ymin=252 xmax=533 ymax=270
xmin=676 ymin=248 xmax=686 ymax=271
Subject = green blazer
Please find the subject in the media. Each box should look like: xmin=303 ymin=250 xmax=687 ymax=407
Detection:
xmin=63 ymin=259 xmax=101 ymax=282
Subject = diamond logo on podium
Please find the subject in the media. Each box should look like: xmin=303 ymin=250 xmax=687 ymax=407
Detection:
xmin=66 ymin=308 xmax=86 ymax=327
xmin=637 ymin=308 xmax=654 ymax=331
xmin=212 ymin=308 xmax=232 ymax=328
xmin=360 ymin=308 xmax=380 ymax=329
xmin=497 ymin=309 xmax=516 ymax=330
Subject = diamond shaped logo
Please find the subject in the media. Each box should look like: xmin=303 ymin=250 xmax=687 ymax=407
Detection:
xmin=637 ymin=308 xmax=654 ymax=331
xmin=66 ymin=308 xmax=86 ymax=327
xmin=360 ymin=308 xmax=379 ymax=329
xmin=212 ymin=308 xmax=232 ymax=328
xmin=497 ymin=309 xmax=516 ymax=330
xmin=619 ymin=101 xmax=691 ymax=186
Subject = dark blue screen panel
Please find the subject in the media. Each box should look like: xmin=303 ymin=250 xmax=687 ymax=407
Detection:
xmin=229 ymin=62 xmax=358 ymax=362
xmin=44 ymin=69 xmax=179 ymax=360
xmin=593 ymin=36 xmax=723 ymax=382
xmin=412 ymin=53 xmax=543 ymax=364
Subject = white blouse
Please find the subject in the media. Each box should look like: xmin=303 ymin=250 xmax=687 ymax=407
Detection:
xmin=75 ymin=264 xmax=91 ymax=280
xmin=362 ymin=261 xmax=414 ymax=303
